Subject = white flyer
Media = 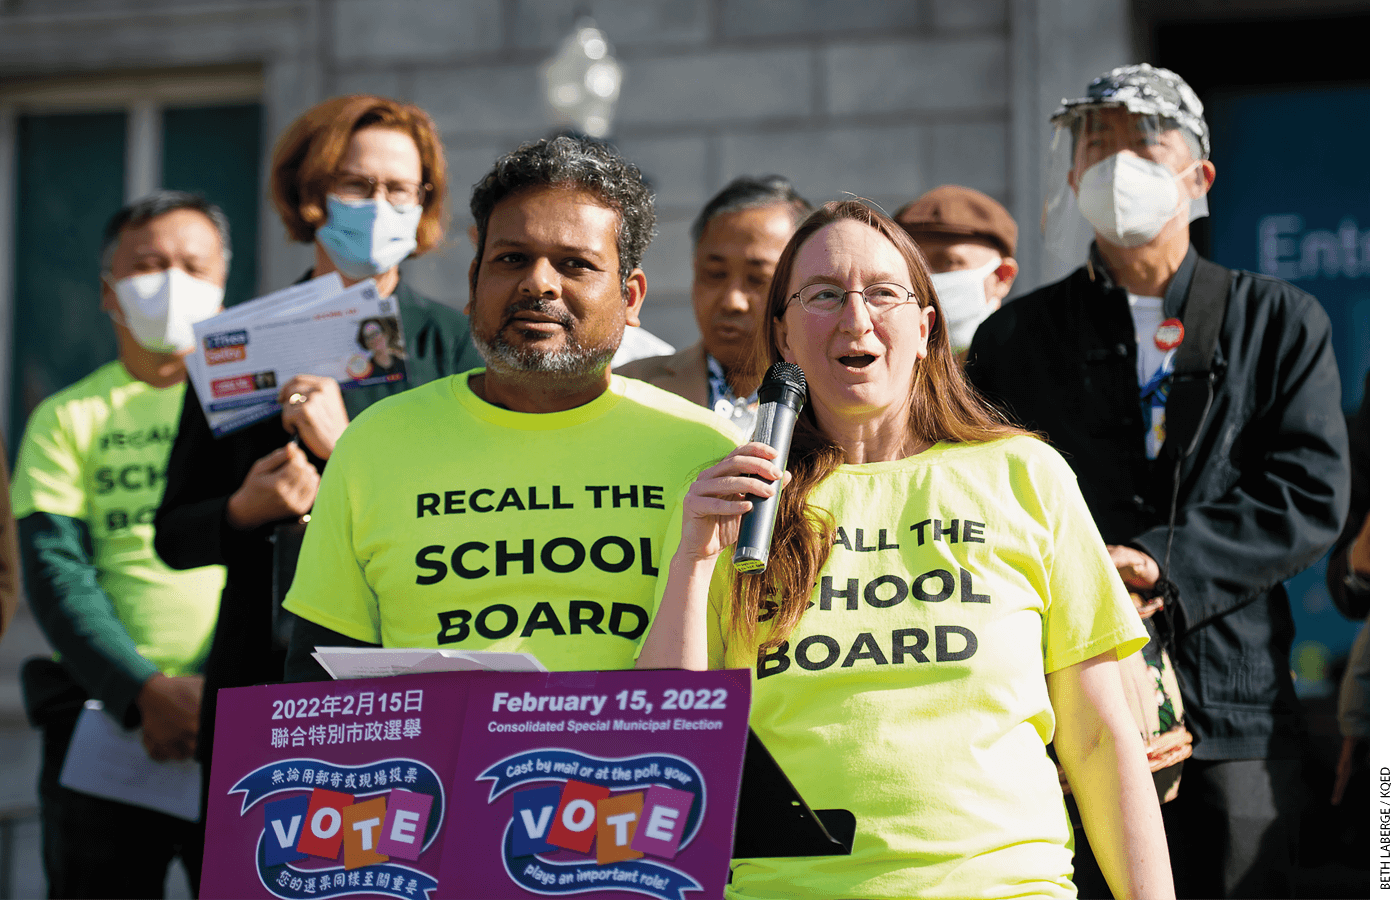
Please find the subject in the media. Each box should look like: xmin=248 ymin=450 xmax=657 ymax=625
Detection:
xmin=185 ymin=274 xmax=342 ymax=411
xmin=188 ymin=275 xmax=409 ymax=436
xmin=58 ymin=700 xmax=202 ymax=822
xmin=311 ymin=647 xmax=549 ymax=680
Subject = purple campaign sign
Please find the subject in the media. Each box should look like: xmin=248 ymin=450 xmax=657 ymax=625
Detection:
xmin=437 ymin=669 xmax=751 ymax=900
xmin=202 ymin=668 xmax=750 ymax=900
xmin=202 ymin=672 xmax=471 ymax=900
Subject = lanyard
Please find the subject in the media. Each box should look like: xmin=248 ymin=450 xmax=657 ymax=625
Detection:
xmin=706 ymin=354 xmax=759 ymax=437
xmin=1139 ymin=350 xmax=1176 ymax=461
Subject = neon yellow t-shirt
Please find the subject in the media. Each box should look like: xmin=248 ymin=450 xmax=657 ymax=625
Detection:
xmin=284 ymin=371 xmax=740 ymax=672
xmin=11 ymin=361 xmax=224 ymax=676
xmin=703 ymin=436 xmax=1147 ymax=900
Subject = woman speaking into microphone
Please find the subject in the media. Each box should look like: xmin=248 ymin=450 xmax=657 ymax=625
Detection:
xmin=639 ymin=200 xmax=1172 ymax=899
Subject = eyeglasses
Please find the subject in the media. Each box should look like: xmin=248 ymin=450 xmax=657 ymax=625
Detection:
xmin=328 ymin=172 xmax=430 ymax=207
xmin=785 ymin=282 xmax=917 ymax=315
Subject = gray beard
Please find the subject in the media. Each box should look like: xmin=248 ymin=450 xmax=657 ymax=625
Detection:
xmin=472 ymin=318 xmax=622 ymax=380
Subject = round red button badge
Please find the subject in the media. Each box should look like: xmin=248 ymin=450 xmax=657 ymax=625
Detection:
xmin=1154 ymin=318 xmax=1184 ymax=351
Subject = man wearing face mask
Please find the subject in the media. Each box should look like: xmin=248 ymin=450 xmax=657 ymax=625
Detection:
xmin=894 ymin=185 xmax=1018 ymax=364
xmin=12 ymin=191 xmax=230 ymax=897
xmin=966 ymin=64 xmax=1348 ymax=898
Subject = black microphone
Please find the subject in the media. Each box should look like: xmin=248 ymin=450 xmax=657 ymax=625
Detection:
xmin=734 ymin=362 xmax=807 ymax=574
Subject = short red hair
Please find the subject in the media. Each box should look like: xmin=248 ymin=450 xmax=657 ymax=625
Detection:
xmin=270 ymin=95 xmax=449 ymax=253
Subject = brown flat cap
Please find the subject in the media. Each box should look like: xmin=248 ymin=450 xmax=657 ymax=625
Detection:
xmin=894 ymin=185 xmax=1018 ymax=258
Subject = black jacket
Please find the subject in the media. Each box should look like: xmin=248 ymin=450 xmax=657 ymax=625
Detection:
xmin=154 ymin=280 xmax=480 ymax=767
xmin=967 ymin=245 xmax=1348 ymax=760
xmin=1326 ymin=374 xmax=1368 ymax=621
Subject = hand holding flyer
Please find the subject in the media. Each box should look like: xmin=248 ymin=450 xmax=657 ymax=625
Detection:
xmin=278 ymin=376 xmax=350 ymax=460
xmin=186 ymin=275 xmax=409 ymax=436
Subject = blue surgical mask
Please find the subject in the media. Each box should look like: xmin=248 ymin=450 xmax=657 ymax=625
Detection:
xmin=315 ymin=196 xmax=422 ymax=280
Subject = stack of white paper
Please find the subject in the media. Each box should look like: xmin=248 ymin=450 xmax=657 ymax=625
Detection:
xmin=186 ymin=274 xmax=408 ymax=435
xmin=58 ymin=700 xmax=202 ymax=821
xmin=311 ymin=647 xmax=549 ymax=680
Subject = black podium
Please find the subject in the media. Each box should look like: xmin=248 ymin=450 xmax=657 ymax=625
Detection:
xmin=731 ymin=729 xmax=855 ymax=858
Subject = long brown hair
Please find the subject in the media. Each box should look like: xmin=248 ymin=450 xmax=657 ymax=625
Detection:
xmin=732 ymin=199 xmax=1028 ymax=652
xmin=270 ymin=95 xmax=449 ymax=253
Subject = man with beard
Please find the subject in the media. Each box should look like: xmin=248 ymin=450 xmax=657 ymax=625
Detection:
xmin=280 ymin=136 xmax=740 ymax=677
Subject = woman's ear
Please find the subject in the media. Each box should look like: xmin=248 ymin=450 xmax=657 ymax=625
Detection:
xmin=773 ymin=315 xmax=794 ymax=363
xmin=916 ymin=304 xmax=935 ymax=360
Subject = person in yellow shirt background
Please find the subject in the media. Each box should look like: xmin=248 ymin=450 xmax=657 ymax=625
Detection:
xmin=13 ymin=191 xmax=229 ymax=898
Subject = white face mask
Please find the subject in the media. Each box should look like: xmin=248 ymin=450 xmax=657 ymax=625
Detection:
xmin=1075 ymin=153 xmax=1198 ymax=248
xmin=929 ymin=257 xmax=1001 ymax=354
xmin=109 ymin=267 xmax=224 ymax=353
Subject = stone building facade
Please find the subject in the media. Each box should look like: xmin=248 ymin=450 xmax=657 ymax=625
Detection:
xmin=0 ymin=0 xmax=1135 ymax=420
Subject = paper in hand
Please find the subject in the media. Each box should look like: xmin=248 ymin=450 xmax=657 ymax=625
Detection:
xmin=58 ymin=701 xmax=202 ymax=822
xmin=187 ymin=274 xmax=409 ymax=436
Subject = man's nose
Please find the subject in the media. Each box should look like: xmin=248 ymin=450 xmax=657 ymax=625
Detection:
xmin=520 ymin=258 xmax=561 ymax=296
xmin=719 ymin=276 xmax=752 ymax=312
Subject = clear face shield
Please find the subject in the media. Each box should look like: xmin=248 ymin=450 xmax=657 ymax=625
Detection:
xmin=1042 ymin=106 xmax=1211 ymax=266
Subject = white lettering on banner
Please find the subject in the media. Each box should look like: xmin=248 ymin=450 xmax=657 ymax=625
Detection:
xmin=644 ymin=806 xmax=680 ymax=841
xmin=491 ymin=692 xmax=608 ymax=716
xmin=351 ymin=817 xmax=379 ymax=850
xmin=270 ymin=816 xmax=301 ymax=848
xmin=1258 ymin=214 xmax=1369 ymax=281
xmin=389 ymin=809 xmax=420 ymax=844
xmin=271 ymin=717 xmax=421 ymax=747
xmin=606 ymin=812 xmax=637 ymax=845
xmin=270 ymin=689 xmax=424 ymax=721
xmin=561 ymin=799 xmax=595 ymax=833
xmin=310 ymin=807 xmax=340 ymax=839
xmin=520 ymin=807 xmax=554 ymax=840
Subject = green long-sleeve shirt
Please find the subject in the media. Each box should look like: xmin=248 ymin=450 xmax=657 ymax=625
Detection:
xmin=12 ymin=362 xmax=224 ymax=727
xmin=20 ymin=512 xmax=159 ymax=726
